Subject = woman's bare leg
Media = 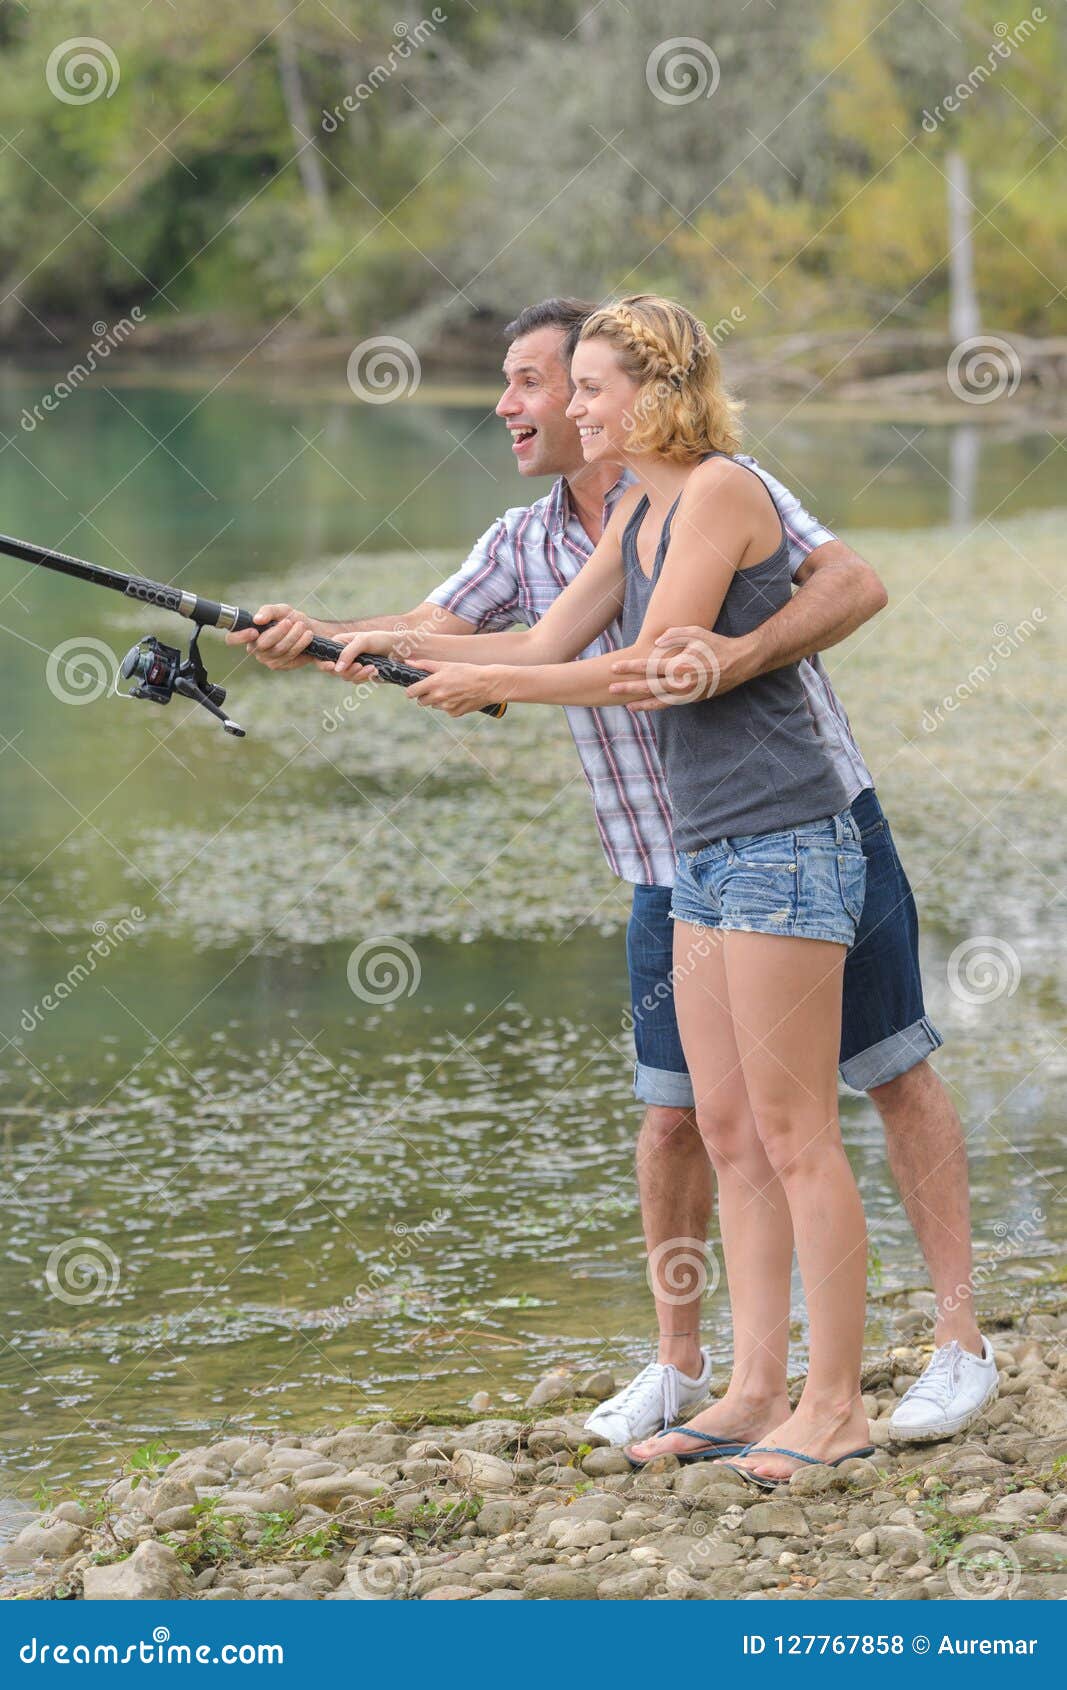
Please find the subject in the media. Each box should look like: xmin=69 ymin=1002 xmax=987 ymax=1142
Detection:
xmin=628 ymin=922 xmax=792 ymax=1459
xmin=724 ymin=931 xmax=869 ymax=1482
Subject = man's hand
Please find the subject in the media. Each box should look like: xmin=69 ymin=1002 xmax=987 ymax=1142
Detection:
xmin=225 ymin=603 xmax=323 ymax=671
xmin=404 ymin=660 xmax=502 ymax=717
xmin=609 ymin=627 xmax=757 ymax=711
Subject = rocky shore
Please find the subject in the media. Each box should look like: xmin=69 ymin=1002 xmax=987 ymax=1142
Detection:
xmin=4 ymin=1320 xmax=1066 ymax=1603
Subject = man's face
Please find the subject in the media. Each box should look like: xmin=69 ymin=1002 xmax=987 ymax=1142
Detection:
xmin=495 ymin=327 xmax=584 ymax=478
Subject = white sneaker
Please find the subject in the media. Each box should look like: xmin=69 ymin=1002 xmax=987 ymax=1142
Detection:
xmin=583 ymin=1350 xmax=712 ymax=1446
xmin=888 ymin=1336 xmax=999 ymax=1442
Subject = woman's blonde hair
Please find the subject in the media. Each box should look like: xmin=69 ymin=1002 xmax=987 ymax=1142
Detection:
xmin=577 ymin=294 xmax=742 ymax=461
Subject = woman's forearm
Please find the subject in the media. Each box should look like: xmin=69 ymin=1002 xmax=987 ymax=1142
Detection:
xmin=402 ymin=627 xmax=545 ymax=665
xmin=495 ymin=648 xmax=645 ymax=708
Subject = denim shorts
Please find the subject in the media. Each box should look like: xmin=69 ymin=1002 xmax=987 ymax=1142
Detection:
xmin=671 ymin=806 xmax=866 ymax=946
xmin=627 ymin=789 xmax=943 ymax=1104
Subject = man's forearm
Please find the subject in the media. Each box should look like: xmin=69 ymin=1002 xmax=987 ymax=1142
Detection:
xmin=745 ymin=551 xmax=888 ymax=679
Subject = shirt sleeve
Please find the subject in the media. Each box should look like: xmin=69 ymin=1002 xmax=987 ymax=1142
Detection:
xmin=738 ymin=456 xmax=837 ymax=580
xmin=425 ymin=518 xmax=527 ymax=631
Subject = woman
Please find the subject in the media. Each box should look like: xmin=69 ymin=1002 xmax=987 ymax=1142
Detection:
xmin=333 ymin=295 xmax=874 ymax=1486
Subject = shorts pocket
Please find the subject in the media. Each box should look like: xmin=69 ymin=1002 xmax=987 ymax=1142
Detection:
xmin=730 ymin=833 xmax=798 ymax=872
xmin=836 ymin=845 xmax=867 ymax=925
xmin=719 ymin=858 xmax=798 ymax=929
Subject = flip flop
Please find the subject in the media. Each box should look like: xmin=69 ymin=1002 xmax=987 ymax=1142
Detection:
xmin=624 ymin=1425 xmax=749 ymax=1470
xmin=718 ymin=1443 xmax=877 ymax=1491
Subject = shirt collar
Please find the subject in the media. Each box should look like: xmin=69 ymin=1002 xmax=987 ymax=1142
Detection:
xmin=550 ymin=469 xmax=632 ymax=540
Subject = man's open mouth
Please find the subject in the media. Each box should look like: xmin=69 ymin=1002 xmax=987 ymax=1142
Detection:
xmin=509 ymin=425 xmax=537 ymax=449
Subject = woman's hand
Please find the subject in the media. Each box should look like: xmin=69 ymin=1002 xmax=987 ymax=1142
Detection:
xmin=318 ymin=627 xmax=397 ymax=685
xmin=609 ymin=626 xmax=757 ymax=710
xmin=404 ymin=661 xmax=502 ymax=717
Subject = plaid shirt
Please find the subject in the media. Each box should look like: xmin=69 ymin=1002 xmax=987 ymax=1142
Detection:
xmin=428 ymin=456 xmax=872 ymax=886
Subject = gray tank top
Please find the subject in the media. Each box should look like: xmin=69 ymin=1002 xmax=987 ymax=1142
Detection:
xmin=620 ymin=462 xmax=847 ymax=851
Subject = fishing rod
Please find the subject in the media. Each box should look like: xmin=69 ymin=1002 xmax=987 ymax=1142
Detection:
xmin=0 ymin=532 xmax=506 ymax=736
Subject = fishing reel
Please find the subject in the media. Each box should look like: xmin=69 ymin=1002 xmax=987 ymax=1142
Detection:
xmin=119 ymin=627 xmax=245 ymax=736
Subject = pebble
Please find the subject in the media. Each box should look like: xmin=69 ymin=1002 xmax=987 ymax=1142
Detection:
xmin=525 ymin=1371 xmax=574 ymax=1410
xmin=14 ymin=1327 xmax=1067 ymax=1605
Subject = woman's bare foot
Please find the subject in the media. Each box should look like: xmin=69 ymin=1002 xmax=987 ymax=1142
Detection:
xmin=627 ymin=1389 xmax=790 ymax=1463
xmin=725 ymin=1398 xmax=871 ymax=1484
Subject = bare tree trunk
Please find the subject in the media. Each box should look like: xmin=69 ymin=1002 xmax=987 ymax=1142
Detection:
xmin=276 ymin=21 xmax=346 ymax=324
xmin=946 ymin=149 xmax=980 ymax=343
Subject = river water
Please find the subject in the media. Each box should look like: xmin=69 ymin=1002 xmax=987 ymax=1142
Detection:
xmin=0 ymin=367 xmax=1063 ymax=1499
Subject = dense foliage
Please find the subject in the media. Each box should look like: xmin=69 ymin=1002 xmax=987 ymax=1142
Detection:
xmin=1 ymin=0 xmax=1062 ymax=346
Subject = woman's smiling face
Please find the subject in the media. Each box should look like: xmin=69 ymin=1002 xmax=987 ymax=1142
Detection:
xmin=566 ymin=338 xmax=642 ymax=462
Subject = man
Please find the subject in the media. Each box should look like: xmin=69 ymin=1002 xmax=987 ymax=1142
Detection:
xmin=228 ymin=298 xmax=997 ymax=1447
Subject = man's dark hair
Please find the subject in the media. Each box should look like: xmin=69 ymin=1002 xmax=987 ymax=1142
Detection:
xmin=503 ymin=298 xmax=598 ymax=363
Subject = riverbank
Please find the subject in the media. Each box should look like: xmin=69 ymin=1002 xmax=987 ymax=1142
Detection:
xmin=4 ymin=1320 xmax=1066 ymax=1602
xmin=4 ymin=323 xmax=1065 ymax=425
